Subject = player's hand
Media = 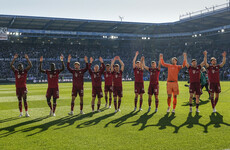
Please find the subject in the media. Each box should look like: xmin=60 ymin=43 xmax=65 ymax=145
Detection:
xmin=222 ymin=51 xmax=227 ymax=57
xmin=60 ymin=54 xmax=64 ymax=61
xmin=68 ymin=54 xmax=71 ymax=62
xmin=84 ymin=56 xmax=88 ymax=63
xmin=14 ymin=54 xmax=18 ymax=59
xmin=203 ymin=50 xmax=207 ymax=56
xmin=135 ymin=51 xmax=139 ymax=56
xmin=40 ymin=56 xmax=43 ymax=62
xmin=141 ymin=56 xmax=145 ymax=61
xmin=183 ymin=52 xmax=187 ymax=58
xmin=25 ymin=54 xmax=29 ymax=59
xmin=99 ymin=57 xmax=103 ymax=63
xmin=90 ymin=57 xmax=94 ymax=63
xmin=114 ymin=56 xmax=120 ymax=60
xmin=160 ymin=53 xmax=163 ymax=59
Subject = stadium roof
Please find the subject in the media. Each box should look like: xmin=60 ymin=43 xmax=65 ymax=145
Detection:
xmin=0 ymin=3 xmax=230 ymax=39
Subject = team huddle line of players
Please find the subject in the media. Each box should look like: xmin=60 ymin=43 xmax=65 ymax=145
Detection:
xmin=10 ymin=50 xmax=226 ymax=117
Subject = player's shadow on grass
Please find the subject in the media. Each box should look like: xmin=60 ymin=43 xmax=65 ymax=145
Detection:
xmin=0 ymin=116 xmax=49 ymax=138
xmin=181 ymin=99 xmax=209 ymax=107
xmin=23 ymin=112 xmax=95 ymax=136
xmin=204 ymin=112 xmax=230 ymax=133
xmin=111 ymin=111 xmax=156 ymax=131
xmin=173 ymin=112 xmax=205 ymax=133
xmin=0 ymin=117 xmax=21 ymax=123
xmin=76 ymin=112 xmax=115 ymax=128
xmin=54 ymin=112 xmax=94 ymax=129
xmin=145 ymin=113 xmax=177 ymax=132
xmin=104 ymin=111 xmax=139 ymax=128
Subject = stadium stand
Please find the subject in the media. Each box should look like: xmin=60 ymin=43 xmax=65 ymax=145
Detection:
xmin=0 ymin=3 xmax=230 ymax=83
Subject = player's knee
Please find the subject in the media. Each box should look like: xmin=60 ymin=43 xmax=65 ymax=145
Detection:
xmin=53 ymin=98 xmax=57 ymax=103
xmin=46 ymin=97 xmax=51 ymax=102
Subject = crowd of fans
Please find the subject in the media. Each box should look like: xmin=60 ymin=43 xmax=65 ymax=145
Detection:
xmin=0 ymin=41 xmax=229 ymax=82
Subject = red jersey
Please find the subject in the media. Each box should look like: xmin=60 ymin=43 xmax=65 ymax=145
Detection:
xmin=207 ymin=65 xmax=220 ymax=83
xmin=112 ymin=71 xmax=123 ymax=87
xmin=149 ymin=68 xmax=160 ymax=85
xmin=67 ymin=62 xmax=88 ymax=88
xmin=188 ymin=65 xmax=201 ymax=83
xmin=134 ymin=67 xmax=144 ymax=83
xmin=104 ymin=71 xmax=113 ymax=86
xmin=88 ymin=63 xmax=105 ymax=87
xmin=46 ymin=70 xmax=60 ymax=88
xmin=14 ymin=69 xmax=27 ymax=88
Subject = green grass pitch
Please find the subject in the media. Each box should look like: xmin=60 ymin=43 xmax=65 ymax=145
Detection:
xmin=0 ymin=81 xmax=230 ymax=150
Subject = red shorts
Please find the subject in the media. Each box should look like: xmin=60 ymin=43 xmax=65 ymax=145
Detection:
xmin=135 ymin=82 xmax=145 ymax=94
xmin=72 ymin=86 xmax=83 ymax=97
xmin=189 ymin=82 xmax=202 ymax=95
xmin=16 ymin=87 xmax=27 ymax=97
xmin=104 ymin=85 xmax=113 ymax=93
xmin=113 ymin=86 xmax=123 ymax=97
xmin=46 ymin=88 xmax=59 ymax=99
xmin=92 ymin=87 xmax=103 ymax=98
xmin=148 ymin=84 xmax=159 ymax=95
xmin=209 ymin=83 xmax=221 ymax=93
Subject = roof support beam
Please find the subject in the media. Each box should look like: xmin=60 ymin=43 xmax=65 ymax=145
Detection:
xmin=8 ymin=17 xmax=16 ymax=28
xmin=43 ymin=20 xmax=54 ymax=30
xmin=74 ymin=22 xmax=88 ymax=31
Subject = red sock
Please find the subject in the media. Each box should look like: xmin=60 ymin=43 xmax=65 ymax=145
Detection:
xmin=140 ymin=98 xmax=143 ymax=108
xmin=148 ymin=98 xmax=152 ymax=107
xmin=97 ymin=104 xmax=100 ymax=110
xmin=80 ymin=102 xmax=83 ymax=111
xmin=71 ymin=101 xmax=74 ymax=111
xmin=167 ymin=97 xmax=171 ymax=107
xmin=134 ymin=97 xmax=137 ymax=107
xmin=18 ymin=98 xmax=22 ymax=112
xmin=109 ymin=97 xmax=112 ymax=106
xmin=92 ymin=105 xmax=95 ymax=111
xmin=173 ymin=97 xmax=177 ymax=109
xmin=210 ymin=97 xmax=215 ymax=108
xmin=155 ymin=98 xmax=159 ymax=109
xmin=47 ymin=102 xmax=52 ymax=110
xmin=196 ymin=103 xmax=199 ymax=109
xmin=114 ymin=99 xmax=117 ymax=110
xmin=215 ymin=97 xmax=219 ymax=106
xmin=118 ymin=98 xmax=121 ymax=109
xmin=23 ymin=100 xmax=28 ymax=111
xmin=53 ymin=103 xmax=57 ymax=113
xmin=105 ymin=96 xmax=108 ymax=104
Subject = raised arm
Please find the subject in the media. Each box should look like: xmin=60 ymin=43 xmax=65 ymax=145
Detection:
xmin=142 ymin=56 xmax=149 ymax=71
xmin=59 ymin=54 xmax=65 ymax=72
xmin=67 ymin=54 xmax=74 ymax=72
xmin=99 ymin=57 xmax=105 ymax=74
xmin=10 ymin=54 xmax=18 ymax=72
xmin=200 ymin=51 xmax=206 ymax=67
xmin=117 ymin=56 xmax=124 ymax=72
xmin=158 ymin=55 xmax=161 ymax=70
xmin=82 ymin=56 xmax=88 ymax=73
xmin=219 ymin=51 xmax=227 ymax=68
xmin=203 ymin=50 xmax=209 ymax=68
xmin=39 ymin=56 xmax=46 ymax=73
xmin=182 ymin=52 xmax=187 ymax=68
xmin=88 ymin=57 xmax=94 ymax=75
xmin=183 ymin=53 xmax=189 ymax=68
xmin=160 ymin=53 xmax=170 ymax=68
xmin=133 ymin=51 xmax=139 ymax=69
xmin=111 ymin=58 xmax=116 ymax=72
xmin=25 ymin=54 xmax=32 ymax=71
